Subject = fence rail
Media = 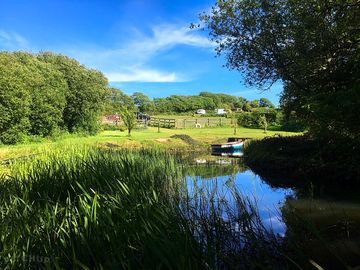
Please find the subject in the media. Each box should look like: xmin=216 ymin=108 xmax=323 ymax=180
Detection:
xmin=178 ymin=118 xmax=233 ymax=128
xmin=149 ymin=118 xmax=176 ymax=128
xmin=148 ymin=117 xmax=234 ymax=129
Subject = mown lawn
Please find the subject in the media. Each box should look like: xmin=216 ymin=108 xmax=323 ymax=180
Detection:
xmin=0 ymin=126 xmax=299 ymax=160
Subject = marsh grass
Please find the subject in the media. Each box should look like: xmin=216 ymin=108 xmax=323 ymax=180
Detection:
xmin=0 ymin=147 xmax=307 ymax=269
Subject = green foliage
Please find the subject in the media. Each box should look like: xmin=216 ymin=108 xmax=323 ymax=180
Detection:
xmin=258 ymin=115 xmax=268 ymax=133
xmin=131 ymin=92 xmax=155 ymax=113
xmin=238 ymin=112 xmax=260 ymax=128
xmin=153 ymin=92 xmax=275 ymax=114
xmin=199 ymin=92 xmax=238 ymax=109
xmin=37 ymin=52 xmax=108 ymax=134
xmin=201 ymin=0 xmax=360 ymax=140
xmin=0 ymin=52 xmax=31 ymax=144
xmin=101 ymin=123 xmax=124 ymax=131
xmin=0 ymin=51 xmax=109 ymax=144
xmin=259 ymin=98 xmax=275 ymax=108
xmin=237 ymin=109 xmax=281 ymax=128
xmin=106 ymin=87 xmax=135 ymax=114
xmin=17 ymin=52 xmax=68 ymax=137
xmin=154 ymin=95 xmax=216 ymax=114
xmin=121 ymin=109 xmax=137 ymax=135
xmin=280 ymin=111 xmax=307 ymax=132
xmin=244 ymin=135 xmax=360 ymax=184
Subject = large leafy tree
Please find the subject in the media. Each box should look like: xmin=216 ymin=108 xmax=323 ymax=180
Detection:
xmin=131 ymin=92 xmax=155 ymax=113
xmin=0 ymin=52 xmax=68 ymax=144
xmin=0 ymin=52 xmax=31 ymax=144
xmin=106 ymin=88 xmax=135 ymax=114
xmin=14 ymin=52 xmax=67 ymax=137
xmin=259 ymin=98 xmax=275 ymax=108
xmin=201 ymin=0 xmax=360 ymax=139
xmin=37 ymin=52 xmax=109 ymax=134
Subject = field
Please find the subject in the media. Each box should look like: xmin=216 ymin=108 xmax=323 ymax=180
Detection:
xmin=0 ymin=126 xmax=299 ymax=161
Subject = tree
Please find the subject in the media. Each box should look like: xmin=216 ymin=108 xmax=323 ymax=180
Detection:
xmin=121 ymin=109 xmax=137 ymax=136
xmin=259 ymin=115 xmax=268 ymax=134
xmin=153 ymin=98 xmax=172 ymax=113
xmin=13 ymin=52 xmax=68 ymax=137
xmin=131 ymin=92 xmax=154 ymax=113
xmin=201 ymin=0 xmax=360 ymax=140
xmin=106 ymin=88 xmax=135 ymax=114
xmin=0 ymin=52 xmax=31 ymax=144
xmin=249 ymin=100 xmax=260 ymax=109
xmin=37 ymin=52 xmax=108 ymax=135
xmin=259 ymin=98 xmax=275 ymax=108
xmin=235 ymin=97 xmax=247 ymax=111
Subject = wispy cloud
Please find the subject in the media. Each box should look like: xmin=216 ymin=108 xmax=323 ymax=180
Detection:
xmin=105 ymin=67 xmax=184 ymax=83
xmin=0 ymin=30 xmax=29 ymax=50
xmin=128 ymin=24 xmax=214 ymax=57
xmin=64 ymin=24 xmax=214 ymax=83
xmin=0 ymin=24 xmax=213 ymax=83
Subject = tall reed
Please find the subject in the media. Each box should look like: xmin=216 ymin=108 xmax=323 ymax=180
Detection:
xmin=0 ymin=147 xmax=296 ymax=269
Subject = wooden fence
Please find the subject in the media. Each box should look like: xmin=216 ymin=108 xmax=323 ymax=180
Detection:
xmin=148 ymin=117 xmax=234 ymax=129
xmin=148 ymin=118 xmax=176 ymax=128
xmin=178 ymin=118 xmax=233 ymax=128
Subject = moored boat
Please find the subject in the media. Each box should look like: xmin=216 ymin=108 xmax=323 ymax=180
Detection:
xmin=211 ymin=141 xmax=244 ymax=151
xmin=211 ymin=137 xmax=249 ymax=157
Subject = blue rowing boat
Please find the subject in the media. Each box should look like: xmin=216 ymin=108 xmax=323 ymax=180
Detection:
xmin=211 ymin=137 xmax=249 ymax=157
xmin=211 ymin=141 xmax=244 ymax=151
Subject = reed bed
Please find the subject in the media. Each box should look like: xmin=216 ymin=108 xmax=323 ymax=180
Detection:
xmin=0 ymin=147 xmax=294 ymax=269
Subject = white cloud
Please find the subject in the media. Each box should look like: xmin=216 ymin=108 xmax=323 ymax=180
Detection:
xmin=0 ymin=24 xmax=213 ymax=83
xmin=63 ymin=24 xmax=214 ymax=83
xmin=105 ymin=67 xmax=184 ymax=83
xmin=0 ymin=30 xmax=29 ymax=50
xmin=131 ymin=24 xmax=214 ymax=56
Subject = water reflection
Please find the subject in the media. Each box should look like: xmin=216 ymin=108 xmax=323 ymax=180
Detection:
xmin=184 ymin=154 xmax=360 ymax=268
xmin=186 ymin=157 xmax=293 ymax=235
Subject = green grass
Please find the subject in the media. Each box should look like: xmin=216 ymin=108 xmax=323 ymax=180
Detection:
xmin=0 ymin=126 xmax=299 ymax=161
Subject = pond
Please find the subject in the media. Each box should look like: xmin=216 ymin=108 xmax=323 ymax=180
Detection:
xmin=184 ymin=152 xmax=360 ymax=268
xmin=186 ymin=160 xmax=293 ymax=235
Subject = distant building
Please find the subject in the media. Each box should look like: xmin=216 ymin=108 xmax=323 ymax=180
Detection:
xmin=215 ymin=108 xmax=226 ymax=115
xmin=196 ymin=109 xmax=206 ymax=115
xmin=102 ymin=114 xmax=121 ymax=124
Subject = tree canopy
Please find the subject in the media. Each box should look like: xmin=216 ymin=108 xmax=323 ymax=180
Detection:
xmin=0 ymin=51 xmax=109 ymax=144
xmin=201 ymin=0 xmax=360 ymax=140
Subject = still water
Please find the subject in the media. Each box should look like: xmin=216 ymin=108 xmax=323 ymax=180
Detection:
xmin=183 ymin=148 xmax=360 ymax=268
xmin=185 ymin=154 xmax=360 ymax=238
xmin=186 ymin=158 xmax=293 ymax=235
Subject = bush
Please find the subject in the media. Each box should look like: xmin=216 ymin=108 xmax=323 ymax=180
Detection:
xmin=237 ymin=112 xmax=260 ymax=127
xmin=101 ymin=124 xmax=126 ymax=132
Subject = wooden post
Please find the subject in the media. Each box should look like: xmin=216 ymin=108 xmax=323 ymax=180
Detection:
xmin=219 ymin=118 xmax=222 ymax=126
xmin=157 ymin=119 xmax=160 ymax=133
xmin=183 ymin=119 xmax=186 ymax=129
xmin=208 ymin=118 xmax=210 ymax=127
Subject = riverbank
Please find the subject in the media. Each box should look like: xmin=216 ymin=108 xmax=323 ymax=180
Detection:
xmin=244 ymin=135 xmax=360 ymax=190
xmin=0 ymin=127 xmax=298 ymax=161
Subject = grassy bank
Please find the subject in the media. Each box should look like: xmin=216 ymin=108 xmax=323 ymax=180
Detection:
xmin=244 ymin=135 xmax=360 ymax=189
xmin=0 ymin=127 xmax=298 ymax=161
xmin=0 ymin=147 xmax=292 ymax=269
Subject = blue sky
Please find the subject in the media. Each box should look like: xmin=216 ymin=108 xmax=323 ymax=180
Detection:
xmin=0 ymin=0 xmax=283 ymax=104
